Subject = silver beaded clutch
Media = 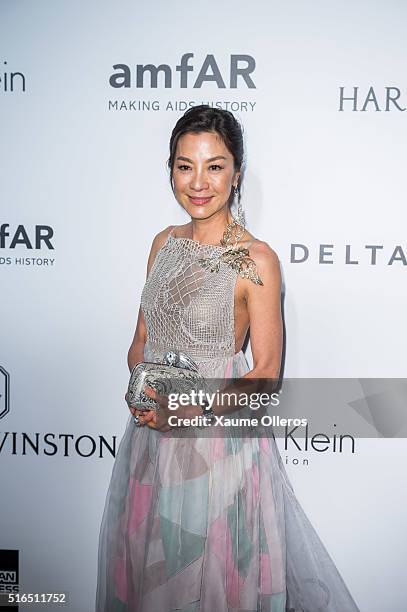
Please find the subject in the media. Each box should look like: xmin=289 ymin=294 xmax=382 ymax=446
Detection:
xmin=126 ymin=350 xmax=207 ymax=411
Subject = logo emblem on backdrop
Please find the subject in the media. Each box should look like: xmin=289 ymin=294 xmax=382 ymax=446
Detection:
xmin=339 ymin=86 xmax=406 ymax=111
xmin=0 ymin=366 xmax=10 ymax=420
xmin=0 ymin=60 xmax=26 ymax=93
xmin=0 ymin=224 xmax=55 ymax=268
xmin=109 ymin=53 xmax=256 ymax=89
xmin=0 ymin=549 xmax=19 ymax=595
xmin=0 ymin=224 xmax=54 ymax=249
xmin=108 ymin=53 xmax=258 ymax=113
xmin=289 ymin=243 xmax=407 ymax=266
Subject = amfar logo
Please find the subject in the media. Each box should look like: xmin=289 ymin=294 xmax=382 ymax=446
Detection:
xmin=0 ymin=367 xmax=10 ymax=420
xmin=339 ymin=86 xmax=406 ymax=111
xmin=0 ymin=225 xmax=55 ymax=267
xmin=0 ymin=224 xmax=54 ymax=249
xmin=291 ymin=243 xmax=407 ymax=266
xmin=109 ymin=53 xmax=256 ymax=89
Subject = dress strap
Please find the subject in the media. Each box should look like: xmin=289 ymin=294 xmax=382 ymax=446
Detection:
xmin=198 ymin=236 xmax=263 ymax=286
xmin=168 ymin=225 xmax=177 ymax=237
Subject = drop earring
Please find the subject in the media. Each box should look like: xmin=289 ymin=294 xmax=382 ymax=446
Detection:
xmin=234 ymin=185 xmax=246 ymax=229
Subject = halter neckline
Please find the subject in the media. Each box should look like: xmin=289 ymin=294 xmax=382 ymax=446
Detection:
xmin=167 ymin=234 xmax=227 ymax=249
xmin=167 ymin=225 xmax=255 ymax=250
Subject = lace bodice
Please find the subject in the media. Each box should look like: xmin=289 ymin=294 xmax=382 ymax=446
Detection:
xmin=140 ymin=228 xmax=239 ymax=360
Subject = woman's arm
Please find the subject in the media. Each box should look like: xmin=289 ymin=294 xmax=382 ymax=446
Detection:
xmin=242 ymin=240 xmax=283 ymax=380
xmin=127 ymin=306 xmax=148 ymax=372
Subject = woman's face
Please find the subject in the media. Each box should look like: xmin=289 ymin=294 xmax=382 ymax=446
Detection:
xmin=172 ymin=131 xmax=240 ymax=221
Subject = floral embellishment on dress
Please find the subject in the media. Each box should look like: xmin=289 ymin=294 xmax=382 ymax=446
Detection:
xmin=198 ymin=246 xmax=264 ymax=286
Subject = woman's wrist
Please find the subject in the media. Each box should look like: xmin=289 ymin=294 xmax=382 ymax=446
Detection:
xmin=127 ymin=343 xmax=146 ymax=372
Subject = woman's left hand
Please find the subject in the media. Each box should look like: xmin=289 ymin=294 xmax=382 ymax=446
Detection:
xmin=139 ymin=386 xmax=173 ymax=433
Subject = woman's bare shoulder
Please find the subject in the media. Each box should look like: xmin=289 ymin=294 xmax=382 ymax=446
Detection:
xmin=146 ymin=226 xmax=175 ymax=276
xmin=249 ymin=238 xmax=279 ymax=262
xmin=239 ymin=230 xmax=280 ymax=263
xmin=166 ymin=223 xmax=191 ymax=238
xmin=242 ymin=235 xmax=281 ymax=286
xmin=150 ymin=225 xmax=176 ymax=252
xmin=151 ymin=222 xmax=195 ymax=245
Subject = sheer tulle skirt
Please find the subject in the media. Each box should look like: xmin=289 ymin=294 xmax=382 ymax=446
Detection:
xmin=95 ymin=348 xmax=359 ymax=611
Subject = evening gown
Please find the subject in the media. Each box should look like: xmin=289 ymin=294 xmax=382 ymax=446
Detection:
xmin=95 ymin=226 xmax=360 ymax=611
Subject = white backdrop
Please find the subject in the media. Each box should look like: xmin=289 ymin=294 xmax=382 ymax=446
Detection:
xmin=1 ymin=1 xmax=406 ymax=610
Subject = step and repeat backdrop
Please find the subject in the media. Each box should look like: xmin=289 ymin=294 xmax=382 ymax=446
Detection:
xmin=1 ymin=1 xmax=406 ymax=610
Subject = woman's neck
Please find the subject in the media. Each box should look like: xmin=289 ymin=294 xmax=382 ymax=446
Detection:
xmin=188 ymin=210 xmax=233 ymax=245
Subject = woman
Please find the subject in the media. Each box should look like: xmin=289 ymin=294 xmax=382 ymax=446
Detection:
xmin=96 ymin=105 xmax=360 ymax=611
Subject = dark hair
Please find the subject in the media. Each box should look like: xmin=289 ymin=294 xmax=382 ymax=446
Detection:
xmin=167 ymin=104 xmax=245 ymax=206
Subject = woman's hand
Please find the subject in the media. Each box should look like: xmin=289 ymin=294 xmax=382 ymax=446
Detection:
xmin=125 ymin=387 xmax=200 ymax=431
xmin=125 ymin=392 xmax=153 ymax=427
xmin=139 ymin=386 xmax=173 ymax=432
